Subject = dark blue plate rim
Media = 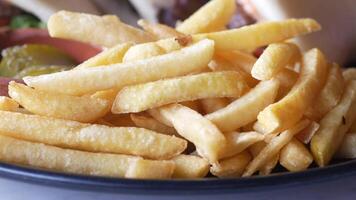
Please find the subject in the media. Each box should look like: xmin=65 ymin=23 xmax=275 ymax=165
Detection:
xmin=0 ymin=159 xmax=356 ymax=195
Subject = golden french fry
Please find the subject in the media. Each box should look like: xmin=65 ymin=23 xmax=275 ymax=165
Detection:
xmin=125 ymin=159 xmax=175 ymax=179
xmin=75 ymin=43 xmax=133 ymax=70
xmin=158 ymin=36 xmax=193 ymax=52
xmin=296 ymin=121 xmax=320 ymax=144
xmin=123 ymin=42 xmax=167 ymax=62
xmin=201 ymin=98 xmax=230 ymax=114
xmin=0 ymin=135 xmax=176 ymax=179
xmin=311 ymin=81 xmax=356 ymax=166
xmin=130 ymin=114 xmax=178 ymax=136
xmin=219 ymin=131 xmax=264 ymax=159
xmin=158 ymin=104 xmax=226 ymax=163
xmin=305 ymin=63 xmax=345 ymax=121
xmin=280 ymin=138 xmax=313 ymax=172
xmin=102 ymin=113 xmax=136 ymax=127
xmin=216 ymin=51 xmax=256 ymax=74
xmin=123 ymin=35 xmax=194 ymax=63
xmin=257 ymin=49 xmax=328 ymax=134
xmin=0 ymin=111 xmax=187 ymax=160
xmin=274 ymin=68 xmax=299 ymax=100
xmin=336 ymin=133 xmax=356 ymax=159
xmin=48 ymin=11 xmax=154 ymax=47
xmin=259 ymin=153 xmax=279 ymax=175
xmin=208 ymin=55 xmax=258 ymax=87
xmin=138 ymin=19 xmax=184 ymax=39
xmin=210 ymin=151 xmax=251 ymax=178
xmin=172 ymin=155 xmax=210 ymax=178
xmin=90 ymin=89 xmax=118 ymax=105
xmin=0 ymin=96 xmax=19 ymax=111
xmin=148 ymin=109 xmax=173 ymax=127
xmin=193 ymin=19 xmax=321 ymax=51
xmin=24 ymin=39 xmax=215 ymax=96
xmin=251 ymin=43 xmax=301 ymax=80
xmin=176 ymin=0 xmax=236 ymax=34
xmin=249 ymin=141 xmax=279 ymax=175
xmin=243 ymin=119 xmax=310 ymax=176
xmin=159 ymin=101 xmax=212 ymax=126
xmin=8 ymin=82 xmax=111 ymax=123
xmin=123 ymin=36 xmax=193 ymax=63
xmin=113 ymin=72 xmax=248 ymax=113
xmin=206 ymin=79 xmax=279 ymax=132
xmin=343 ymin=68 xmax=356 ymax=81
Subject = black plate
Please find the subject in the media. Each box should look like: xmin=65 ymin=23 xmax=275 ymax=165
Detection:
xmin=0 ymin=159 xmax=356 ymax=195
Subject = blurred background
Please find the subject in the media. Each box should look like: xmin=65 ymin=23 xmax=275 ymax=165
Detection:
xmin=0 ymin=0 xmax=355 ymax=66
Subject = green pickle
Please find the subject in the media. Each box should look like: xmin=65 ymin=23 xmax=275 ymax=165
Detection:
xmin=0 ymin=44 xmax=76 ymax=78
xmin=14 ymin=65 xmax=72 ymax=79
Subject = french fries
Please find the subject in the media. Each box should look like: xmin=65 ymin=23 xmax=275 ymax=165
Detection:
xmin=122 ymin=36 xmax=193 ymax=62
xmin=343 ymin=68 xmax=356 ymax=81
xmin=193 ymin=19 xmax=321 ymax=51
xmin=0 ymin=111 xmax=187 ymax=160
xmin=112 ymin=72 xmax=248 ymax=113
xmin=0 ymin=7 xmax=348 ymax=179
xmin=158 ymin=104 xmax=226 ymax=163
xmin=176 ymin=0 xmax=236 ymax=34
xmin=122 ymin=18 xmax=320 ymax=63
xmin=138 ymin=19 xmax=185 ymax=39
xmin=252 ymin=43 xmax=300 ymax=80
xmin=172 ymin=155 xmax=210 ymax=178
xmin=206 ymin=79 xmax=279 ymax=132
xmin=311 ymin=81 xmax=356 ymax=166
xmin=280 ymin=138 xmax=313 ymax=172
xmin=123 ymin=42 xmax=167 ymax=62
xmin=243 ymin=119 xmax=310 ymax=176
xmin=296 ymin=121 xmax=320 ymax=144
xmin=336 ymin=133 xmax=356 ymax=159
xmin=90 ymin=89 xmax=118 ymax=105
xmin=8 ymin=82 xmax=111 ymax=123
xmin=259 ymin=154 xmax=279 ymax=176
xmin=305 ymin=63 xmax=345 ymax=121
xmin=75 ymin=43 xmax=133 ymax=70
xmin=0 ymin=96 xmax=19 ymax=111
xmin=125 ymin=159 xmax=175 ymax=179
xmin=147 ymin=109 xmax=174 ymax=127
xmin=274 ymin=68 xmax=299 ymax=100
xmin=219 ymin=131 xmax=264 ymax=159
xmin=256 ymin=49 xmax=328 ymax=134
xmin=0 ymin=135 xmax=174 ymax=179
xmin=249 ymin=141 xmax=279 ymax=175
xmin=130 ymin=114 xmax=178 ymax=136
xmin=210 ymin=151 xmax=251 ymax=178
xmin=216 ymin=51 xmax=256 ymax=74
xmin=208 ymin=55 xmax=258 ymax=87
xmin=24 ymin=39 xmax=215 ymax=95
xmin=48 ymin=11 xmax=154 ymax=47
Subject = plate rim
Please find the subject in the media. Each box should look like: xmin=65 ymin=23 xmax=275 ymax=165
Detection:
xmin=0 ymin=159 xmax=355 ymax=195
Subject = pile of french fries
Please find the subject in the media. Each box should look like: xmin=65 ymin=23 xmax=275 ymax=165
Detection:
xmin=0 ymin=0 xmax=355 ymax=179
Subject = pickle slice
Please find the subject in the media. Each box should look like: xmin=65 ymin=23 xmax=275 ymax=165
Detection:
xmin=0 ymin=44 xmax=75 ymax=77
xmin=14 ymin=65 xmax=72 ymax=79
